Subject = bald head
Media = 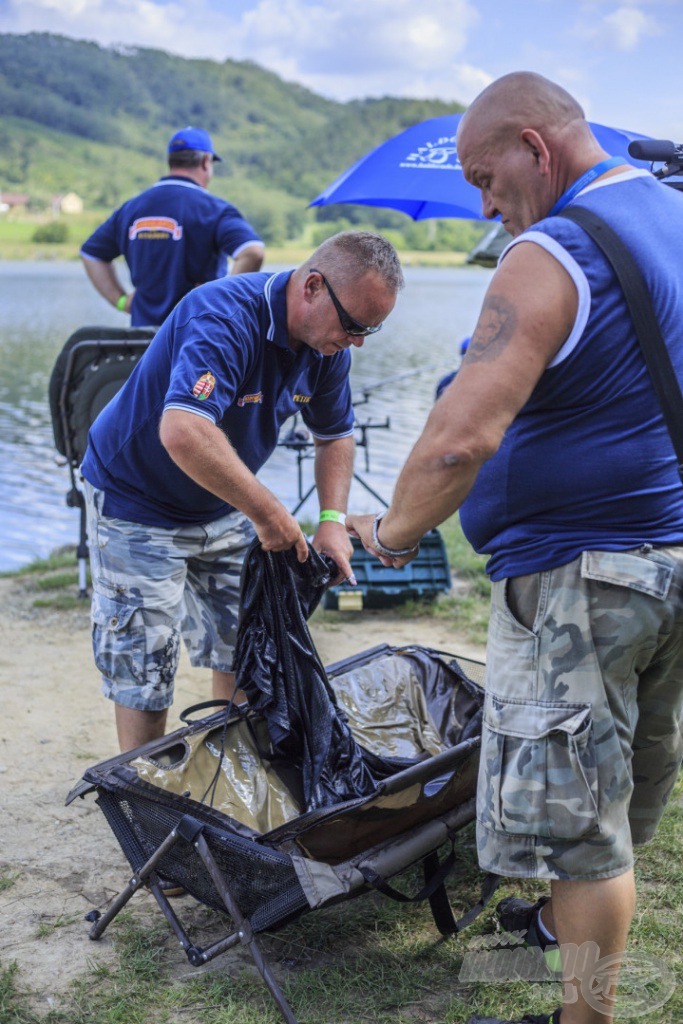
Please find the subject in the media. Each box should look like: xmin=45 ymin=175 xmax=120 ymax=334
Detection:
xmin=459 ymin=72 xmax=586 ymax=148
xmin=456 ymin=72 xmax=614 ymax=235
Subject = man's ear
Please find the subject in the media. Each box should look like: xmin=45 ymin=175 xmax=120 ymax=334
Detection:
xmin=521 ymin=128 xmax=551 ymax=174
xmin=303 ymin=271 xmax=322 ymax=302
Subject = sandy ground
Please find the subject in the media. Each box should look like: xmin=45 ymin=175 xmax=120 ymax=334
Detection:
xmin=0 ymin=573 xmax=483 ymax=1013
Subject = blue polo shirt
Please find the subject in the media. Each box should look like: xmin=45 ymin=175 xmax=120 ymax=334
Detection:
xmin=80 ymin=176 xmax=263 ymax=327
xmin=81 ymin=271 xmax=355 ymax=528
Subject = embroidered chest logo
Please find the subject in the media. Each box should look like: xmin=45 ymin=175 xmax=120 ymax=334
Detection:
xmin=237 ymin=392 xmax=263 ymax=407
xmin=293 ymin=394 xmax=311 ymax=404
xmin=129 ymin=217 xmax=183 ymax=241
xmin=192 ymin=372 xmax=216 ymax=401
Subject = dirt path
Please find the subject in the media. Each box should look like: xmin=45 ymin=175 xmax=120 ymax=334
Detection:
xmin=0 ymin=574 xmax=483 ymax=1012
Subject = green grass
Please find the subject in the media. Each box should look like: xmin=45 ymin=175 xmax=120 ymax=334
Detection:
xmin=31 ymin=594 xmax=88 ymax=610
xmin=311 ymin=513 xmax=491 ymax=644
xmin=0 ymin=961 xmax=44 ymax=1024
xmin=0 ymin=546 xmax=91 ymax=608
xmin=35 ymin=914 xmax=82 ymax=939
xmin=4 ymin=785 xmax=681 ymax=1023
xmin=0 ymin=875 xmax=18 ymax=894
xmin=0 ymin=549 xmax=79 ymax=578
xmin=32 ymin=571 xmax=80 ymax=591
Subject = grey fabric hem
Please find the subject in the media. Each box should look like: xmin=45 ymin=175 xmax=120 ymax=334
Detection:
xmin=101 ymin=682 xmax=173 ymax=713
xmin=187 ymin=657 xmax=235 ymax=673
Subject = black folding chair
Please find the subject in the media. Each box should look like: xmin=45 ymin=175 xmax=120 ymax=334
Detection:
xmin=48 ymin=326 xmax=157 ymax=596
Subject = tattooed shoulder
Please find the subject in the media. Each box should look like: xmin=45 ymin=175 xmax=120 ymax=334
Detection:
xmin=467 ymin=294 xmax=517 ymax=363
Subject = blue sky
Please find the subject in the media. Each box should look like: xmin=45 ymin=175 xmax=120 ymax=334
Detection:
xmin=0 ymin=0 xmax=680 ymax=139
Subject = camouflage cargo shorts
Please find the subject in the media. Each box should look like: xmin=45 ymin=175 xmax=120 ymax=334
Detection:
xmin=83 ymin=481 xmax=256 ymax=711
xmin=477 ymin=545 xmax=683 ymax=880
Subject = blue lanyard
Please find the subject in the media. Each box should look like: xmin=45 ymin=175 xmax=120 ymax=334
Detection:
xmin=548 ymin=156 xmax=625 ymax=216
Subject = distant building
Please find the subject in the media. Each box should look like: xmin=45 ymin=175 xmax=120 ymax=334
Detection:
xmin=0 ymin=193 xmax=30 ymax=213
xmin=52 ymin=192 xmax=84 ymax=216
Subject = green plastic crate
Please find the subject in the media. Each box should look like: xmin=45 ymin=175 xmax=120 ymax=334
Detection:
xmin=323 ymin=528 xmax=451 ymax=609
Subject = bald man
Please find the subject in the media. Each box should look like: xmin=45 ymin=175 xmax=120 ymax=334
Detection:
xmin=347 ymin=72 xmax=683 ymax=1024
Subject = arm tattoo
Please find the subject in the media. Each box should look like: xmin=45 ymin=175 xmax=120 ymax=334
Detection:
xmin=466 ymin=294 xmax=518 ymax=363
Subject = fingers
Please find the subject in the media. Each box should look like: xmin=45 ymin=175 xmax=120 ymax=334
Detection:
xmin=294 ymin=529 xmax=309 ymax=563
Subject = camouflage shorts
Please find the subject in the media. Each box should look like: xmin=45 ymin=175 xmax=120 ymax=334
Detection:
xmin=477 ymin=545 xmax=683 ymax=880
xmin=84 ymin=482 xmax=256 ymax=711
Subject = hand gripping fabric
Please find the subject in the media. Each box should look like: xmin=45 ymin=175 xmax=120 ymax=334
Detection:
xmin=232 ymin=540 xmax=413 ymax=810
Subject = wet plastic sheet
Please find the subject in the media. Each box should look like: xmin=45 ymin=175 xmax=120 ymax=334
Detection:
xmin=232 ymin=542 xmax=415 ymax=811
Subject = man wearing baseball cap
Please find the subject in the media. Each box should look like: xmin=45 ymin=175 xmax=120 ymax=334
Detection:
xmin=80 ymin=126 xmax=265 ymax=326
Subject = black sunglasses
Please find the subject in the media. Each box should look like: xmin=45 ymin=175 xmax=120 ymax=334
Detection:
xmin=310 ymin=268 xmax=383 ymax=337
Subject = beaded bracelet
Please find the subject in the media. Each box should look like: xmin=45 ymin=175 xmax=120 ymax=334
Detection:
xmin=371 ymin=511 xmax=419 ymax=558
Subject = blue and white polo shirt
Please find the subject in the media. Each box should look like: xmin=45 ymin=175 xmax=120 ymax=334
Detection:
xmin=80 ymin=175 xmax=263 ymax=326
xmin=81 ymin=271 xmax=355 ymax=527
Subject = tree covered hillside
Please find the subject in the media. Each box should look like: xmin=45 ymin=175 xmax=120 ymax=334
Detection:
xmin=0 ymin=32 xmax=485 ymax=249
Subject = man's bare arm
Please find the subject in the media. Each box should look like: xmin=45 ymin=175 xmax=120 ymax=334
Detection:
xmin=231 ymin=244 xmax=265 ymax=275
xmin=347 ymin=242 xmax=579 ymax=562
xmin=81 ymin=257 xmax=133 ymax=312
xmin=310 ymin=435 xmax=356 ymax=582
xmin=159 ymin=408 xmax=308 ymax=560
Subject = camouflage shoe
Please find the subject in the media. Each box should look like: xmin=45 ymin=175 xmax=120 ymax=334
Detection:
xmin=465 ymin=1009 xmax=561 ymax=1024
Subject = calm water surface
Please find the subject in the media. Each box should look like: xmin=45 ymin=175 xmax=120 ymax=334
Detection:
xmin=0 ymin=261 xmax=490 ymax=571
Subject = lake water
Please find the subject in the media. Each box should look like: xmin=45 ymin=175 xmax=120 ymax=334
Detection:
xmin=0 ymin=261 xmax=490 ymax=571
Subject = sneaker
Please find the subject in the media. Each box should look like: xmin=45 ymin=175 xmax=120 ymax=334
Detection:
xmin=147 ymin=876 xmax=186 ymax=898
xmin=465 ymin=1009 xmax=561 ymax=1024
xmin=496 ymin=895 xmax=554 ymax=950
xmin=496 ymin=895 xmax=562 ymax=975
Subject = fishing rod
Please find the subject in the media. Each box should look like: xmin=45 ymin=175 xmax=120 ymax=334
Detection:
xmin=352 ymin=361 xmax=453 ymax=406
xmin=279 ymin=361 xmax=455 ymax=513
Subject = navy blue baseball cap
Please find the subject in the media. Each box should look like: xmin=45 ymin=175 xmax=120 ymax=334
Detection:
xmin=168 ymin=126 xmax=223 ymax=162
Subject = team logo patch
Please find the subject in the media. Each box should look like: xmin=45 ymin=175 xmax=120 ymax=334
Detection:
xmin=192 ymin=372 xmax=216 ymax=401
xmin=237 ymin=392 xmax=263 ymax=407
xmin=129 ymin=217 xmax=183 ymax=241
xmin=293 ymin=394 xmax=311 ymax=404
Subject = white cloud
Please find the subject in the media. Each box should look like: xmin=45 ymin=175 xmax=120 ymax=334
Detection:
xmin=234 ymin=0 xmax=482 ymax=100
xmin=576 ymin=2 xmax=662 ymax=51
xmin=0 ymin=0 xmax=484 ymax=103
xmin=604 ymin=4 xmax=659 ymax=48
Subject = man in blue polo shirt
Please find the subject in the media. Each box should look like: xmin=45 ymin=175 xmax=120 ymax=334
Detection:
xmin=81 ymin=230 xmax=403 ymax=753
xmin=80 ymin=126 xmax=264 ymax=326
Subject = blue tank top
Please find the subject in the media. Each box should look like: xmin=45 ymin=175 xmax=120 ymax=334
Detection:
xmin=459 ymin=172 xmax=683 ymax=580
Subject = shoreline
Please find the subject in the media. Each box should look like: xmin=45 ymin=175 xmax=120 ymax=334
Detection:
xmin=0 ymin=244 xmax=474 ymax=268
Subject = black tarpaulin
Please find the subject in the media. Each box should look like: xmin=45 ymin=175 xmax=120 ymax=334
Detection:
xmin=232 ymin=541 xmax=415 ymax=811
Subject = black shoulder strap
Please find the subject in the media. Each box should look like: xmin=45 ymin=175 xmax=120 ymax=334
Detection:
xmin=558 ymin=205 xmax=683 ymax=482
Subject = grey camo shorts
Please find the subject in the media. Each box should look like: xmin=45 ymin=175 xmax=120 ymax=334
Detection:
xmin=477 ymin=545 xmax=683 ymax=881
xmin=83 ymin=481 xmax=256 ymax=712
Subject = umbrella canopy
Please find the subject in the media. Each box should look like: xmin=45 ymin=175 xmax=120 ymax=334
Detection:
xmin=310 ymin=114 xmax=652 ymax=221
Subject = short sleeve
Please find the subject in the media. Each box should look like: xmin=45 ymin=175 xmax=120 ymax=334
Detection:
xmin=215 ymin=203 xmax=264 ymax=257
xmin=301 ymin=351 xmax=355 ymax=439
xmin=80 ymin=209 xmax=122 ymax=262
xmin=163 ymin=312 xmax=254 ymax=424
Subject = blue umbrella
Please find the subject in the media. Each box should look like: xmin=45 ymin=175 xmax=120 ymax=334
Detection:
xmin=310 ymin=114 xmax=653 ymax=221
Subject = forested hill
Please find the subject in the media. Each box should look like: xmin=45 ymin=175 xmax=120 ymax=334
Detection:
xmin=0 ymin=32 xmax=465 ymax=227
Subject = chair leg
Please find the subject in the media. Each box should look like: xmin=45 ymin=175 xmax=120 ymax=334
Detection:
xmin=88 ymin=828 xmax=184 ymax=940
xmin=193 ymin=832 xmax=300 ymax=1024
xmin=88 ymin=817 xmax=300 ymax=1024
